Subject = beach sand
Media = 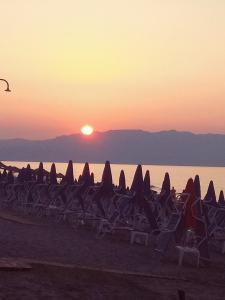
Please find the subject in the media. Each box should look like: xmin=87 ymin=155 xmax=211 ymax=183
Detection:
xmin=0 ymin=211 xmax=224 ymax=299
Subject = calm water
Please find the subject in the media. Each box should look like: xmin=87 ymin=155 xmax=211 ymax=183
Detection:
xmin=3 ymin=161 xmax=225 ymax=198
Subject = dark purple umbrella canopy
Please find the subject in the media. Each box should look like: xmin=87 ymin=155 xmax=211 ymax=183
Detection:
xmin=204 ymin=180 xmax=217 ymax=205
xmin=218 ymin=190 xmax=225 ymax=206
xmin=161 ymin=172 xmax=171 ymax=196
xmin=81 ymin=162 xmax=92 ymax=185
xmin=17 ymin=168 xmax=25 ymax=183
xmin=25 ymin=164 xmax=32 ymax=181
xmin=7 ymin=170 xmax=14 ymax=184
xmin=50 ymin=163 xmax=57 ymax=185
xmin=82 ymin=162 xmax=90 ymax=177
xmin=63 ymin=160 xmax=74 ymax=185
xmin=101 ymin=161 xmax=113 ymax=193
xmin=37 ymin=162 xmax=44 ymax=184
xmin=143 ymin=170 xmax=151 ymax=195
xmin=130 ymin=166 xmax=157 ymax=229
xmin=194 ymin=175 xmax=201 ymax=199
xmin=78 ymin=175 xmax=82 ymax=184
xmin=119 ymin=170 xmax=126 ymax=191
xmin=130 ymin=164 xmax=143 ymax=194
xmin=90 ymin=172 xmax=94 ymax=185
xmin=2 ymin=169 xmax=7 ymax=181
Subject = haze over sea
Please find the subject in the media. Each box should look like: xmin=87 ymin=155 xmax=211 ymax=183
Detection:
xmin=4 ymin=161 xmax=225 ymax=198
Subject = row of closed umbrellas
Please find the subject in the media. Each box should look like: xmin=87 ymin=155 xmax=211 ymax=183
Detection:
xmin=0 ymin=160 xmax=224 ymax=206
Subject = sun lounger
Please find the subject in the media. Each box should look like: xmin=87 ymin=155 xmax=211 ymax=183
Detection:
xmin=176 ymin=229 xmax=200 ymax=267
xmin=130 ymin=231 xmax=149 ymax=246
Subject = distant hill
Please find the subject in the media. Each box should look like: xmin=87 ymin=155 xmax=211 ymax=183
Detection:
xmin=0 ymin=130 xmax=225 ymax=166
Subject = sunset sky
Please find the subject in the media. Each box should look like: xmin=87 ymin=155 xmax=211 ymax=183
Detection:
xmin=1 ymin=0 xmax=225 ymax=139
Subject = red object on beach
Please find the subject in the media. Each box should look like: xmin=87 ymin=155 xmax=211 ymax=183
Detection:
xmin=184 ymin=178 xmax=197 ymax=230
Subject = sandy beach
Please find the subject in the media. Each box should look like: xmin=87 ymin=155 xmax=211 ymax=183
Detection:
xmin=0 ymin=211 xmax=225 ymax=300
xmin=2 ymin=0 xmax=225 ymax=298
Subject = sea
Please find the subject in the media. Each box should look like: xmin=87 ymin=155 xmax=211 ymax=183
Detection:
xmin=3 ymin=161 xmax=225 ymax=199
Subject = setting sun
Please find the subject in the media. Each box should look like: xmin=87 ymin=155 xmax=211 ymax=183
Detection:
xmin=81 ymin=125 xmax=94 ymax=136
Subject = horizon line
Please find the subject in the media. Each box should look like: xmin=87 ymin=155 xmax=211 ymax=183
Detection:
xmin=1 ymin=128 xmax=225 ymax=141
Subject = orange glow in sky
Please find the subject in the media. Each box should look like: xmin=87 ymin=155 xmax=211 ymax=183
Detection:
xmin=0 ymin=1 xmax=225 ymax=139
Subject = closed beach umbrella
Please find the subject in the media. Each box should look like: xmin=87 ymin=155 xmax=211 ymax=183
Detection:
xmin=180 ymin=179 xmax=210 ymax=261
xmin=101 ymin=161 xmax=113 ymax=193
xmin=194 ymin=175 xmax=201 ymax=199
xmin=82 ymin=162 xmax=90 ymax=178
xmin=7 ymin=170 xmax=14 ymax=184
xmin=143 ymin=170 xmax=151 ymax=195
xmin=176 ymin=178 xmax=207 ymax=244
xmin=63 ymin=160 xmax=74 ymax=184
xmin=81 ymin=162 xmax=91 ymax=185
xmin=17 ymin=168 xmax=25 ymax=183
xmin=131 ymin=167 xmax=157 ymax=229
xmin=90 ymin=172 xmax=94 ymax=185
xmin=25 ymin=164 xmax=32 ymax=181
xmin=204 ymin=180 xmax=217 ymax=205
xmin=37 ymin=162 xmax=44 ymax=184
xmin=130 ymin=165 xmax=143 ymax=194
xmin=218 ymin=190 xmax=225 ymax=206
xmin=50 ymin=163 xmax=57 ymax=184
xmin=119 ymin=170 xmax=126 ymax=191
xmin=183 ymin=178 xmax=197 ymax=230
xmin=2 ymin=169 xmax=7 ymax=181
xmin=78 ymin=175 xmax=82 ymax=184
xmin=161 ymin=172 xmax=171 ymax=196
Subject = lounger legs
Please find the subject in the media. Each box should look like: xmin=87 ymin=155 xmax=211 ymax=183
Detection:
xmin=130 ymin=231 xmax=149 ymax=246
xmin=178 ymin=249 xmax=185 ymax=266
xmin=176 ymin=246 xmax=200 ymax=267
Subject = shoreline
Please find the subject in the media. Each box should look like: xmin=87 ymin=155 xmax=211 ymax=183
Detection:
xmin=3 ymin=160 xmax=225 ymax=168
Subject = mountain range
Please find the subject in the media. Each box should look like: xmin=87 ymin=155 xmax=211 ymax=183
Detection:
xmin=0 ymin=130 xmax=225 ymax=166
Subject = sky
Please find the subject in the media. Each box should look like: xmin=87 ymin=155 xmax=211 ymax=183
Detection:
xmin=0 ymin=0 xmax=225 ymax=139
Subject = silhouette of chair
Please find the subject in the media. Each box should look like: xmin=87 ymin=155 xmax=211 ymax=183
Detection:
xmin=130 ymin=230 xmax=149 ymax=246
xmin=176 ymin=229 xmax=201 ymax=267
xmin=96 ymin=210 xmax=120 ymax=238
